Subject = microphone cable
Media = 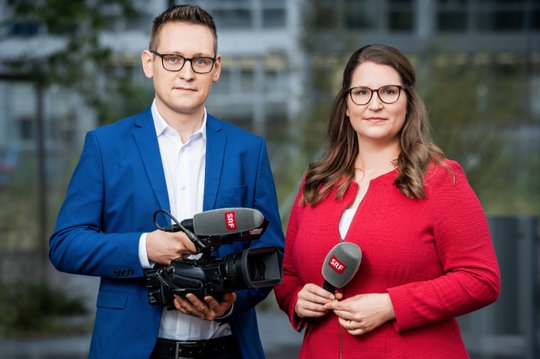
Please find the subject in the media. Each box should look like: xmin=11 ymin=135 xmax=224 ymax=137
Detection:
xmin=153 ymin=209 xmax=210 ymax=252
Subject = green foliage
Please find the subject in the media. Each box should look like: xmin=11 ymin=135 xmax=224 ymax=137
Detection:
xmin=0 ymin=282 xmax=88 ymax=337
xmin=422 ymin=57 xmax=539 ymax=215
xmin=7 ymin=0 xmax=133 ymax=81
xmin=0 ymin=1 xmax=147 ymax=337
xmin=295 ymin=0 xmax=539 ymax=217
xmin=0 ymin=154 xmax=39 ymax=248
xmin=5 ymin=0 xmax=144 ymax=120
xmin=95 ymin=67 xmax=154 ymax=125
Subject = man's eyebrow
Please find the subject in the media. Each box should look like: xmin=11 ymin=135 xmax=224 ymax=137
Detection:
xmin=163 ymin=51 xmax=214 ymax=57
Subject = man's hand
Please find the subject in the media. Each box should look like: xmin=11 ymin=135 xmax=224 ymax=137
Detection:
xmin=146 ymin=229 xmax=197 ymax=265
xmin=174 ymin=293 xmax=237 ymax=320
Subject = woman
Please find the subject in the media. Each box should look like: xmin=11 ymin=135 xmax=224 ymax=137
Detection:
xmin=274 ymin=45 xmax=500 ymax=358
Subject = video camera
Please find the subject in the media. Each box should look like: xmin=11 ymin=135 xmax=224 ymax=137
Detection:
xmin=145 ymin=208 xmax=282 ymax=307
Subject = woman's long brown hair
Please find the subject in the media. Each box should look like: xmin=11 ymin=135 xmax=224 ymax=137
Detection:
xmin=302 ymin=45 xmax=446 ymax=206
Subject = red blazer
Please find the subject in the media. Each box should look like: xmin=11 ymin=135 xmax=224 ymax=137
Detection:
xmin=275 ymin=160 xmax=500 ymax=359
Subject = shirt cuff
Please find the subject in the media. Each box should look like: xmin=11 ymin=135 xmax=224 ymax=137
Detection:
xmin=139 ymin=233 xmax=155 ymax=269
xmin=217 ymin=303 xmax=234 ymax=319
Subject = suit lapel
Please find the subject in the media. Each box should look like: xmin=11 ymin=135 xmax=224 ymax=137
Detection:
xmin=132 ymin=108 xmax=170 ymax=211
xmin=204 ymin=115 xmax=225 ymax=210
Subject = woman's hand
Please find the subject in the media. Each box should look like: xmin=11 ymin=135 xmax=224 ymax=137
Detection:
xmin=295 ymin=283 xmax=341 ymax=319
xmin=324 ymin=293 xmax=395 ymax=336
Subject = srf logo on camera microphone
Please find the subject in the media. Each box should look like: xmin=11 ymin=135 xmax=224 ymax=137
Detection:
xmin=225 ymin=211 xmax=238 ymax=231
xmin=328 ymin=255 xmax=347 ymax=274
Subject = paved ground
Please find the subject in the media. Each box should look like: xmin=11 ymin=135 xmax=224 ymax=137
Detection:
xmin=0 ymin=272 xmax=302 ymax=358
xmin=1 ymin=269 xmax=538 ymax=358
xmin=258 ymin=309 xmax=303 ymax=358
xmin=0 ymin=310 xmax=302 ymax=359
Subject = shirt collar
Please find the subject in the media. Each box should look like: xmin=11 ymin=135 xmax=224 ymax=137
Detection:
xmin=151 ymin=99 xmax=207 ymax=141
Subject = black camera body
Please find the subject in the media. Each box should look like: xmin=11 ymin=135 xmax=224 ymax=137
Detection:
xmin=145 ymin=208 xmax=282 ymax=307
xmin=146 ymin=246 xmax=281 ymax=306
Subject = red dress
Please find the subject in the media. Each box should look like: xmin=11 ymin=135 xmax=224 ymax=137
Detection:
xmin=274 ymin=160 xmax=500 ymax=359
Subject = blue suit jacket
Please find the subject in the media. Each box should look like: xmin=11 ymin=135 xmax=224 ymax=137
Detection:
xmin=49 ymin=108 xmax=284 ymax=359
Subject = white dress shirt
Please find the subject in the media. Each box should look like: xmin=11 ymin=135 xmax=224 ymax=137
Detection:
xmin=339 ymin=207 xmax=357 ymax=240
xmin=138 ymin=100 xmax=232 ymax=340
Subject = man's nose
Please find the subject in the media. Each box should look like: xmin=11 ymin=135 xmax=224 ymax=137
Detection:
xmin=178 ymin=60 xmax=196 ymax=80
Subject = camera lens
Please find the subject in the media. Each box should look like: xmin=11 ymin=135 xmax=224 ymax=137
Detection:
xmin=247 ymin=258 xmax=266 ymax=281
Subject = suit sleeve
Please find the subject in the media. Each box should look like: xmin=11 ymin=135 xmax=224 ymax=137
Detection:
xmin=49 ymin=131 xmax=144 ymax=278
xmin=218 ymin=139 xmax=285 ymax=322
xmin=387 ymin=162 xmax=500 ymax=332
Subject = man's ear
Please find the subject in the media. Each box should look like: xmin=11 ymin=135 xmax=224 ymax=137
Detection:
xmin=141 ymin=50 xmax=154 ymax=79
xmin=212 ymin=55 xmax=222 ymax=82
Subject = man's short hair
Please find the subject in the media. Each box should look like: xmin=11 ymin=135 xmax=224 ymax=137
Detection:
xmin=149 ymin=4 xmax=218 ymax=53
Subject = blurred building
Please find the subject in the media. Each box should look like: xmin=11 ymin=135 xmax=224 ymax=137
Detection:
xmin=0 ymin=1 xmax=538 ymax=357
xmin=0 ymin=0 xmax=538 ymax=161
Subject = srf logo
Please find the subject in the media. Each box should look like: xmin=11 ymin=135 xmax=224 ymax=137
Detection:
xmin=328 ymin=256 xmax=346 ymax=274
xmin=225 ymin=211 xmax=237 ymax=230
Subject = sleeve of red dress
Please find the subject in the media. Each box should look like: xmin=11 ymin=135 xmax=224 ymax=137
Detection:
xmin=387 ymin=161 xmax=501 ymax=332
xmin=274 ymin=186 xmax=307 ymax=332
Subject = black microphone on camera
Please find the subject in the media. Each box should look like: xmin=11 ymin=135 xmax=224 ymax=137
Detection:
xmin=181 ymin=208 xmax=265 ymax=236
xmin=321 ymin=242 xmax=362 ymax=292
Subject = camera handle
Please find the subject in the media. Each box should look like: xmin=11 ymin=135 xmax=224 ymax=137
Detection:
xmin=153 ymin=209 xmax=211 ymax=253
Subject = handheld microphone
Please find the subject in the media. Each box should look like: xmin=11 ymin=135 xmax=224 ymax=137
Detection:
xmin=321 ymin=242 xmax=362 ymax=292
xmin=181 ymin=208 xmax=265 ymax=236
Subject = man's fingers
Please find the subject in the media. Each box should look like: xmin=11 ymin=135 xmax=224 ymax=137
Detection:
xmin=175 ymin=294 xmax=207 ymax=319
xmin=203 ymin=293 xmax=236 ymax=318
xmin=174 ymin=232 xmax=197 ymax=253
xmin=186 ymin=293 xmax=207 ymax=309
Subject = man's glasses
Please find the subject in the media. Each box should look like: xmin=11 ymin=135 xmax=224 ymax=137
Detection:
xmin=348 ymin=85 xmax=404 ymax=105
xmin=151 ymin=51 xmax=216 ymax=74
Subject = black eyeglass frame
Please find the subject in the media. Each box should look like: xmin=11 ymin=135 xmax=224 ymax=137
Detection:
xmin=347 ymin=85 xmax=405 ymax=105
xmin=150 ymin=50 xmax=216 ymax=74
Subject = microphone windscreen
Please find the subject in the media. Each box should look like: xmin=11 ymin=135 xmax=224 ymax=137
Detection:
xmin=192 ymin=208 xmax=265 ymax=236
xmin=321 ymin=242 xmax=362 ymax=289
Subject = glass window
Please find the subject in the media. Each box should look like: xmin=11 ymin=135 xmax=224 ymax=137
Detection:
xmin=477 ymin=10 xmax=525 ymax=31
xmin=311 ymin=0 xmax=339 ymax=29
xmin=265 ymin=103 xmax=288 ymax=140
xmin=18 ymin=117 xmax=33 ymax=141
xmin=213 ymin=68 xmax=231 ymax=95
xmin=263 ymin=54 xmax=288 ymax=93
xmin=263 ymin=69 xmax=281 ymax=93
xmin=388 ymin=10 xmax=414 ymax=31
xmin=438 ymin=0 xmax=468 ymax=3
xmin=437 ymin=11 xmax=468 ymax=31
xmin=477 ymin=0 xmax=525 ymax=3
xmin=262 ymin=8 xmax=286 ymax=28
xmin=6 ymin=20 xmax=41 ymax=37
xmin=344 ymin=0 xmax=380 ymax=30
xmin=387 ymin=0 xmax=414 ymax=32
xmin=212 ymin=9 xmax=252 ymax=29
xmin=530 ymin=10 xmax=540 ymax=30
xmin=240 ymin=68 xmax=255 ymax=93
xmin=436 ymin=0 xmax=469 ymax=32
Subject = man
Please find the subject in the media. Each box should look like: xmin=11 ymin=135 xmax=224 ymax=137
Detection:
xmin=49 ymin=5 xmax=284 ymax=359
